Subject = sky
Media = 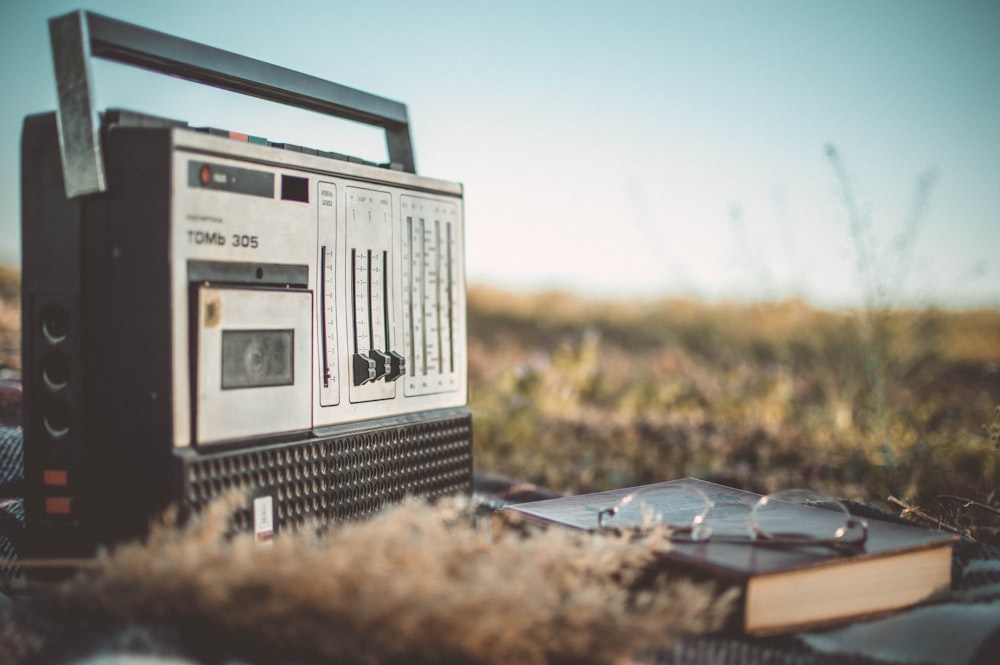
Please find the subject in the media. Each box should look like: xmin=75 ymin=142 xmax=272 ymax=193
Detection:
xmin=2 ymin=0 xmax=998 ymax=308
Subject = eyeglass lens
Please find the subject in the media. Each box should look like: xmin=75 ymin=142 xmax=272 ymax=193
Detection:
xmin=603 ymin=485 xmax=858 ymax=547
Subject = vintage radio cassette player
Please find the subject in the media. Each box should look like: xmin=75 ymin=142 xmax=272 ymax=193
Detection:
xmin=21 ymin=11 xmax=471 ymax=557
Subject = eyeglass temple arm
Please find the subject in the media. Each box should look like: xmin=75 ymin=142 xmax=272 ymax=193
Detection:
xmin=596 ymin=507 xmax=618 ymax=528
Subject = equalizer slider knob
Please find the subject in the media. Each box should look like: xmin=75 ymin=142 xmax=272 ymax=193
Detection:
xmin=353 ymin=350 xmax=405 ymax=385
xmin=386 ymin=351 xmax=406 ymax=382
xmin=352 ymin=352 xmax=377 ymax=386
xmin=370 ymin=349 xmax=392 ymax=381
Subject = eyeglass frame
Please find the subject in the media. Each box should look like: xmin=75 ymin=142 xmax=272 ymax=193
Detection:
xmin=595 ymin=487 xmax=870 ymax=555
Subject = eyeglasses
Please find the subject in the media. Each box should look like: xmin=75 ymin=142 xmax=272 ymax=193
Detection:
xmin=595 ymin=485 xmax=869 ymax=554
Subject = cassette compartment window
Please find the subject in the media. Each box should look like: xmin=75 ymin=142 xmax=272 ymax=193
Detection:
xmin=221 ymin=329 xmax=295 ymax=389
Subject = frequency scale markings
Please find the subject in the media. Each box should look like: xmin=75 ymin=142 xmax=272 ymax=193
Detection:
xmin=347 ymin=187 xmax=400 ymax=402
xmin=400 ymin=195 xmax=460 ymax=396
xmin=317 ymin=181 xmax=339 ymax=406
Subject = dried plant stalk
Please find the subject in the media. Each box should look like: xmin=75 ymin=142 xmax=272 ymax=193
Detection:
xmin=8 ymin=495 xmax=735 ymax=665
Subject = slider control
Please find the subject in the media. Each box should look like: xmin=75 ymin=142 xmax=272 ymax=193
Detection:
xmin=370 ymin=350 xmax=392 ymax=381
xmin=386 ymin=351 xmax=406 ymax=382
xmin=352 ymin=352 xmax=376 ymax=386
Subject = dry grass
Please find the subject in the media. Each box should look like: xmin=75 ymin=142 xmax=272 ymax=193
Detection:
xmin=3 ymin=497 xmax=735 ymax=665
xmin=0 ymin=266 xmax=19 ymax=371
xmin=468 ymin=286 xmax=1000 ymax=541
xmin=3 ymin=267 xmax=998 ymax=533
xmin=3 ymin=273 xmax=997 ymax=660
xmin=0 ymin=270 xmax=743 ymax=664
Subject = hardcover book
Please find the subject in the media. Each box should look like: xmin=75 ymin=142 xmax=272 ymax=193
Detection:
xmin=496 ymin=478 xmax=957 ymax=635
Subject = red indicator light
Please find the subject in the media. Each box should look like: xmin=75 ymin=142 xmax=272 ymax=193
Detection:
xmin=46 ymin=497 xmax=72 ymax=515
xmin=228 ymin=131 xmax=250 ymax=142
xmin=199 ymin=165 xmax=212 ymax=186
xmin=43 ymin=469 xmax=68 ymax=486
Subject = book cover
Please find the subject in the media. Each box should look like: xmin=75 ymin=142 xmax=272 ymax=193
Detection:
xmin=498 ymin=477 xmax=958 ymax=635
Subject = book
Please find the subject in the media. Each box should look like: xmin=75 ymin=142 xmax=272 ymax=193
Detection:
xmin=495 ymin=477 xmax=958 ymax=636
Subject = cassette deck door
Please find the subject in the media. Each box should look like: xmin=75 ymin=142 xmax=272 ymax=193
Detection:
xmin=194 ymin=286 xmax=313 ymax=444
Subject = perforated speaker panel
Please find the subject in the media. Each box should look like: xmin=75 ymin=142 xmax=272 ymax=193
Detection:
xmin=179 ymin=409 xmax=472 ymax=532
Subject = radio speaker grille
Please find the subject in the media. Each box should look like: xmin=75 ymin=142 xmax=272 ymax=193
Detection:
xmin=181 ymin=412 xmax=472 ymax=531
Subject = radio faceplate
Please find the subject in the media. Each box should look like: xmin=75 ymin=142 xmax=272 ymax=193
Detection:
xmin=170 ymin=129 xmax=467 ymax=446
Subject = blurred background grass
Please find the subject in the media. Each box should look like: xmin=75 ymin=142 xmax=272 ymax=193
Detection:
xmin=467 ymin=285 xmax=1000 ymax=541
xmin=2 ymin=267 xmax=998 ymax=540
xmin=0 ymin=266 xmax=19 ymax=371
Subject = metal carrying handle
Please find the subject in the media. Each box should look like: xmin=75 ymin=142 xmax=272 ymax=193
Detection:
xmin=49 ymin=10 xmax=416 ymax=198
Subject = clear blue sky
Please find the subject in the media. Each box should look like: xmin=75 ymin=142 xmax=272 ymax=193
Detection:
xmin=2 ymin=0 xmax=998 ymax=307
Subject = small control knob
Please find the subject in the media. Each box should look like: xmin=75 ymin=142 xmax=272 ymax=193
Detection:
xmin=370 ymin=350 xmax=392 ymax=381
xmin=385 ymin=351 xmax=406 ymax=382
xmin=352 ymin=352 xmax=376 ymax=386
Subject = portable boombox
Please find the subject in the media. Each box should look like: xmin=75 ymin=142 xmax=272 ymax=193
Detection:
xmin=20 ymin=11 xmax=471 ymax=557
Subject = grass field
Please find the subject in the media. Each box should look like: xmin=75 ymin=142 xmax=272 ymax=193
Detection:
xmin=467 ymin=285 xmax=1000 ymax=542
xmin=3 ymin=267 xmax=998 ymax=541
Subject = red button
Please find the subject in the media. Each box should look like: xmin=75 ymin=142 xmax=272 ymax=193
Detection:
xmin=46 ymin=497 xmax=73 ymax=515
xmin=43 ymin=469 xmax=68 ymax=486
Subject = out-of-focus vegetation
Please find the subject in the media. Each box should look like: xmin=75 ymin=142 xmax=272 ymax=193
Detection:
xmin=0 ymin=266 xmax=19 ymax=371
xmin=3 ymin=264 xmax=998 ymax=540
xmin=468 ymin=285 xmax=1000 ymax=541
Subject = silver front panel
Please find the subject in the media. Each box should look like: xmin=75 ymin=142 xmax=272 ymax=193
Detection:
xmin=170 ymin=130 xmax=466 ymax=447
